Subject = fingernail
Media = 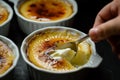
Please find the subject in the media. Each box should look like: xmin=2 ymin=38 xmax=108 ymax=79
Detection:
xmin=90 ymin=28 xmax=99 ymax=34
xmin=89 ymin=28 xmax=99 ymax=42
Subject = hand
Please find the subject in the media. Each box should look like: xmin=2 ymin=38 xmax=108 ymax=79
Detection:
xmin=89 ymin=0 xmax=120 ymax=58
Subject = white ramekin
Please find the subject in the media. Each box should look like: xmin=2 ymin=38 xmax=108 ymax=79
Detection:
xmin=9 ymin=0 xmax=78 ymax=35
xmin=0 ymin=0 xmax=13 ymax=36
xmin=21 ymin=26 xmax=102 ymax=80
xmin=0 ymin=35 xmax=19 ymax=79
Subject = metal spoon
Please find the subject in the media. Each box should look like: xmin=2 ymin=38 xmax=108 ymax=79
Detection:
xmin=45 ymin=35 xmax=89 ymax=57
xmin=57 ymin=35 xmax=89 ymax=51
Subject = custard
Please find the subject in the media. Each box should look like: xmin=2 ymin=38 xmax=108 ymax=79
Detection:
xmin=0 ymin=5 xmax=9 ymax=25
xmin=0 ymin=40 xmax=14 ymax=74
xmin=19 ymin=0 xmax=73 ymax=22
xmin=27 ymin=29 xmax=92 ymax=71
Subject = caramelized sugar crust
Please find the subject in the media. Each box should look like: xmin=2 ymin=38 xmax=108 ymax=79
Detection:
xmin=27 ymin=29 xmax=92 ymax=72
xmin=0 ymin=5 xmax=9 ymax=25
xmin=19 ymin=0 xmax=73 ymax=21
xmin=0 ymin=41 xmax=14 ymax=74
xmin=27 ymin=29 xmax=79 ymax=71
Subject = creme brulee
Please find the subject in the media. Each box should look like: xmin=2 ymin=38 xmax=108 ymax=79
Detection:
xmin=0 ymin=5 xmax=9 ymax=25
xmin=27 ymin=29 xmax=92 ymax=71
xmin=0 ymin=40 xmax=14 ymax=74
xmin=19 ymin=0 xmax=73 ymax=22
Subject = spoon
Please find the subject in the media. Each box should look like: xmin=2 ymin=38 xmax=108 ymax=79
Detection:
xmin=57 ymin=35 xmax=89 ymax=51
xmin=45 ymin=35 xmax=89 ymax=57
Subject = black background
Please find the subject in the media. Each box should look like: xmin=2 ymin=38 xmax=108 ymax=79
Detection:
xmin=1 ymin=0 xmax=120 ymax=80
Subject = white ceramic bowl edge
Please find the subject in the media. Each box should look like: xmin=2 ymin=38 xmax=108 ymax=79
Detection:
xmin=0 ymin=35 xmax=19 ymax=78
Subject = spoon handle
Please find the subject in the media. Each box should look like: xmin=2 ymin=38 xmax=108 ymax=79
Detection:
xmin=77 ymin=35 xmax=89 ymax=43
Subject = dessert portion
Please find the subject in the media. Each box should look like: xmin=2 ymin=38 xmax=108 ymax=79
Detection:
xmin=0 ymin=5 xmax=9 ymax=25
xmin=27 ymin=29 xmax=92 ymax=72
xmin=0 ymin=40 xmax=14 ymax=74
xmin=19 ymin=0 xmax=73 ymax=22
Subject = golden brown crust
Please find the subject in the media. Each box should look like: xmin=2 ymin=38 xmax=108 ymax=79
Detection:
xmin=0 ymin=41 xmax=14 ymax=74
xmin=27 ymin=30 xmax=78 ymax=71
xmin=27 ymin=29 xmax=92 ymax=71
xmin=19 ymin=0 xmax=73 ymax=21
xmin=0 ymin=5 xmax=9 ymax=25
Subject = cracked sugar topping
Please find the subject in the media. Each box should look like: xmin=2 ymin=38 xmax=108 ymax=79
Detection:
xmin=0 ymin=5 xmax=9 ymax=24
xmin=26 ymin=29 xmax=92 ymax=71
xmin=0 ymin=40 xmax=14 ymax=74
xmin=19 ymin=0 xmax=73 ymax=22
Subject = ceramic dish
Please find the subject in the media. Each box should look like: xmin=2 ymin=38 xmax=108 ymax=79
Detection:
xmin=0 ymin=35 xmax=19 ymax=79
xmin=0 ymin=0 xmax=13 ymax=36
xmin=9 ymin=0 xmax=78 ymax=35
xmin=21 ymin=26 xmax=102 ymax=80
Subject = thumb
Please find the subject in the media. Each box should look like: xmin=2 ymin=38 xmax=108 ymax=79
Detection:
xmin=89 ymin=17 xmax=120 ymax=42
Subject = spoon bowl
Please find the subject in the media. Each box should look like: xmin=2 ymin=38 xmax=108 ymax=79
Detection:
xmin=58 ymin=35 xmax=89 ymax=51
xmin=45 ymin=35 xmax=89 ymax=57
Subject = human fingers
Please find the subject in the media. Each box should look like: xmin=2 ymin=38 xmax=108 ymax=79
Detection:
xmin=93 ymin=1 xmax=118 ymax=27
xmin=89 ymin=16 xmax=120 ymax=42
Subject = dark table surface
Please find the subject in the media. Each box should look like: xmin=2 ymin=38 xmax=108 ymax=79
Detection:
xmin=2 ymin=0 xmax=120 ymax=80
